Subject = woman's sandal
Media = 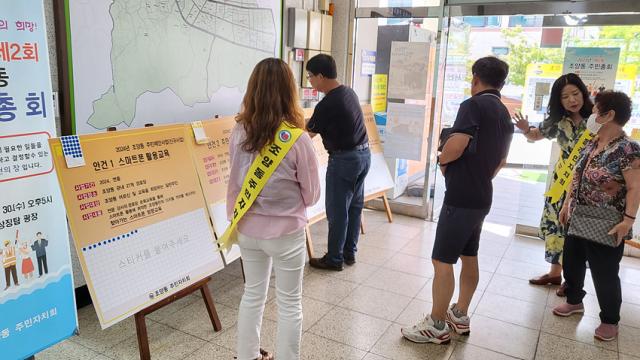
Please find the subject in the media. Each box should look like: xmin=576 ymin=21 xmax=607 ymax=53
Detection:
xmin=257 ymin=348 xmax=274 ymax=360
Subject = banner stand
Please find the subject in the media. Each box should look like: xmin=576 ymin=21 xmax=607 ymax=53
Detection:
xmin=305 ymin=191 xmax=393 ymax=259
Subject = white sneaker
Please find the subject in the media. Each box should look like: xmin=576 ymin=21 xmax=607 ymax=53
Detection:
xmin=446 ymin=304 xmax=470 ymax=335
xmin=401 ymin=315 xmax=451 ymax=344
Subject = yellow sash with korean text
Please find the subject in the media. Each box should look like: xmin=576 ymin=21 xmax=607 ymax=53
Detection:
xmin=217 ymin=122 xmax=304 ymax=251
xmin=544 ymin=129 xmax=594 ymax=204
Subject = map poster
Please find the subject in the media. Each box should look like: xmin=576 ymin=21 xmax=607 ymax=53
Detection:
xmin=65 ymin=0 xmax=283 ymax=134
xmin=0 ymin=2 xmax=78 ymax=359
xmin=189 ymin=116 xmax=242 ymax=264
xmin=384 ymin=103 xmax=427 ymax=161
xmin=388 ymin=41 xmax=430 ymax=100
xmin=563 ymin=47 xmax=620 ymax=97
xmin=49 ymin=125 xmax=224 ymax=328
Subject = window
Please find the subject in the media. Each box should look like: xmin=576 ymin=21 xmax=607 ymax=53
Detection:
xmin=508 ymin=15 xmax=543 ymax=27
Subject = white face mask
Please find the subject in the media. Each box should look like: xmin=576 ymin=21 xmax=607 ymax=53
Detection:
xmin=586 ymin=114 xmax=603 ymax=134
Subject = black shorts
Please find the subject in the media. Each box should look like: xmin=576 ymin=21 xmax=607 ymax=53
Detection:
xmin=432 ymin=204 xmax=489 ymax=264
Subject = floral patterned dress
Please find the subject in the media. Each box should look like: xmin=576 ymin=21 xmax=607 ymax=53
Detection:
xmin=538 ymin=117 xmax=587 ymax=265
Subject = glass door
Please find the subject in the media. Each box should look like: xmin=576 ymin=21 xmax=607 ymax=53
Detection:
xmin=431 ymin=4 xmax=640 ymax=234
xmin=351 ymin=0 xmax=446 ymax=219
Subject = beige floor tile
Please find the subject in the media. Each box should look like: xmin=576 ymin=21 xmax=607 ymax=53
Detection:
xmin=477 ymin=240 xmax=510 ymax=258
xmin=325 ymin=262 xmax=379 ymax=284
xmin=104 ymin=320 xmax=207 ymax=360
xmin=619 ymin=324 xmax=640 ymax=356
xmin=340 ymin=285 xmax=413 ymax=321
xmin=212 ymin=318 xmax=278 ymax=355
xmin=362 ymin=352 xmax=390 ymax=360
xmin=450 ymin=343 xmax=519 ymax=360
xmin=364 ymin=268 xmax=429 ymax=298
xmin=147 ymin=293 xmax=201 ymax=322
xmin=461 ymin=314 xmax=538 ymax=360
xmin=496 ymin=259 xmax=551 ymax=282
xmin=502 ymin=244 xmax=548 ymax=267
xmin=540 ymin=309 xmax=617 ymax=351
xmin=477 ymin=254 xmax=502 ymax=273
xmin=303 ymin=272 xmax=359 ymax=305
xmin=300 ymin=332 xmax=367 ymax=360
xmin=361 ymin=231 xmax=413 ymax=251
xmin=398 ymin=236 xmax=435 ymax=259
xmin=356 ymin=245 xmax=396 ymax=266
xmin=309 ymin=307 xmax=391 ymax=351
xmin=394 ymin=298 xmax=432 ymax=326
xmin=620 ymin=266 xmax=640 ymax=286
xmin=71 ymin=305 xmax=137 ymax=354
xmin=36 ymin=340 xmax=111 ymax=360
xmin=155 ymin=301 xmax=238 ymax=341
xmin=183 ymin=342 xmax=237 ymax=359
xmin=486 ymin=273 xmax=550 ymax=305
xmin=263 ymin=295 xmax=334 ymax=331
xmin=535 ymin=332 xmax=618 ymax=360
xmin=383 ymin=252 xmax=434 ymax=277
xmin=620 ymin=301 xmax=640 ymax=328
xmin=474 ymin=292 xmax=545 ymax=330
xmin=622 ymin=281 xmax=640 ymax=306
xmin=377 ymin=223 xmax=424 ymax=240
xmin=221 ymin=259 xmax=246 ymax=279
xmin=205 ymin=271 xmax=241 ymax=294
xmin=370 ymin=323 xmax=456 ymax=360
xmin=620 ymin=354 xmax=640 ymax=360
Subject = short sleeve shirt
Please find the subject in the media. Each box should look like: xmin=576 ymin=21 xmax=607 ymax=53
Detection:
xmin=443 ymin=89 xmax=514 ymax=209
xmin=307 ymin=85 xmax=368 ymax=152
xmin=571 ymin=135 xmax=640 ymax=213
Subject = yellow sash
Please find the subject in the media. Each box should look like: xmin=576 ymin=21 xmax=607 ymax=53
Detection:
xmin=217 ymin=122 xmax=304 ymax=251
xmin=544 ymin=129 xmax=594 ymax=204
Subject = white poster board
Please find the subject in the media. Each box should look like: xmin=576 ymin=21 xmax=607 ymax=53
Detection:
xmin=388 ymin=41 xmax=430 ymax=100
xmin=384 ymin=103 xmax=427 ymax=161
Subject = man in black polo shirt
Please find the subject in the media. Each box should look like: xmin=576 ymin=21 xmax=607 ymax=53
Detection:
xmin=402 ymin=57 xmax=513 ymax=344
xmin=305 ymin=54 xmax=371 ymax=271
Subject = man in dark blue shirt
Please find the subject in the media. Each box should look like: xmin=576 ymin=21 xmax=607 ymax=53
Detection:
xmin=402 ymin=57 xmax=513 ymax=344
xmin=306 ymin=54 xmax=371 ymax=271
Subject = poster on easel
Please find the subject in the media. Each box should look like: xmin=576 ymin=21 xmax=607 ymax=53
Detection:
xmin=189 ymin=116 xmax=242 ymax=264
xmin=306 ymin=105 xmax=394 ymax=221
xmin=0 ymin=1 xmax=78 ymax=358
xmin=49 ymin=125 xmax=224 ymax=328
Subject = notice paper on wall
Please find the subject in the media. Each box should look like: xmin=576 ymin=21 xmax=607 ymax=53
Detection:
xmin=384 ymin=103 xmax=427 ymax=161
xmin=388 ymin=41 xmax=430 ymax=100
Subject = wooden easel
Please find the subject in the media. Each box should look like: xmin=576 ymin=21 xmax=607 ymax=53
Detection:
xmin=106 ymin=126 xmax=223 ymax=360
xmin=305 ymin=191 xmax=393 ymax=259
xmin=134 ymin=277 xmax=222 ymax=360
xmin=626 ymin=239 xmax=640 ymax=250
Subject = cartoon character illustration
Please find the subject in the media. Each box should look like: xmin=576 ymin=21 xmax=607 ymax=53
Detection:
xmin=2 ymin=239 xmax=19 ymax=290
xmin=19 ymin=240 xmax=35 ymax=280
xmin=31 ymin=232 xmax=49 ymax=277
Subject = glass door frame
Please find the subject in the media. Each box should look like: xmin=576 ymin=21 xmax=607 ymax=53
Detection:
xmin=348 ymin=0 xmax=640 ymax=221
xmin=350 ymin=3 xmax=450 ymax=220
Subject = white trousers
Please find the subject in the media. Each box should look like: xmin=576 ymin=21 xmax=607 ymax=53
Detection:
xmin=236 ymin=229 xmax=306 ymax=360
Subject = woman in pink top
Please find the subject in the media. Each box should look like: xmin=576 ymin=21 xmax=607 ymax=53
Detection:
xmin=227 ymin=58 xmax=320 ymax=360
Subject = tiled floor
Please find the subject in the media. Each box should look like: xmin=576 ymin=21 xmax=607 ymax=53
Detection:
xmin=39 ymin=210 xmax=640 ymax=360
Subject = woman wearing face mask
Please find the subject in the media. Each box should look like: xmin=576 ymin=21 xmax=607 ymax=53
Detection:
xmin=514 ymin=74 xmax=593 ymax=295
xmin=554 ymin=91 xmax=639 ymax=341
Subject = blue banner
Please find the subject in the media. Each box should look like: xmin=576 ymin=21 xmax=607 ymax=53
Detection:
xmin=0 ymin=1 xmax=78 ymax=359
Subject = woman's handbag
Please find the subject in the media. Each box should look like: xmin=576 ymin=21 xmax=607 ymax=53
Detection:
xmin=567 ymin=145 xmax=632 ymax=247
xmin=567 ymin=204 xmax=629 ymax=247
